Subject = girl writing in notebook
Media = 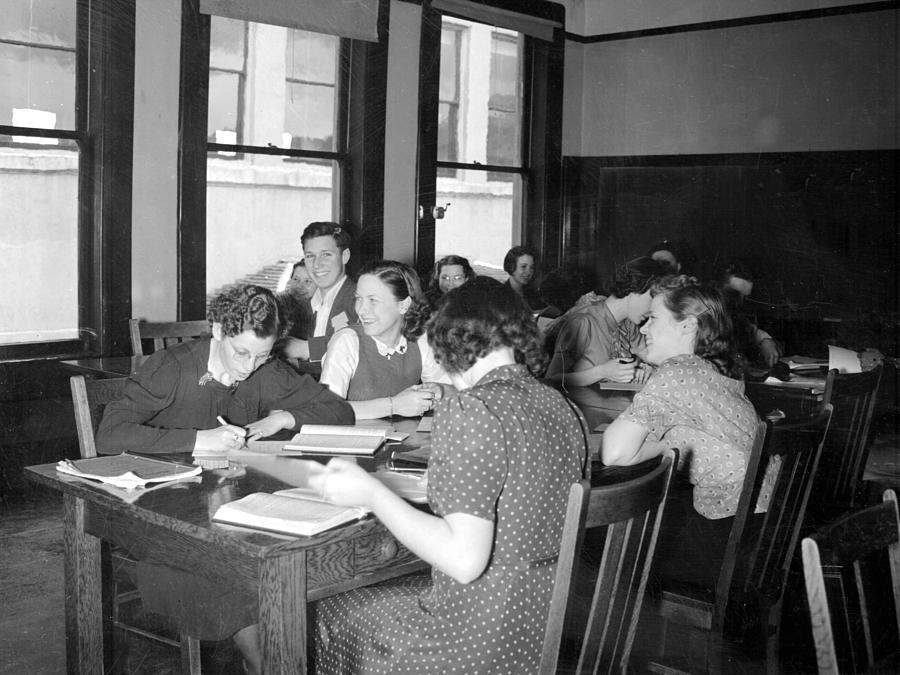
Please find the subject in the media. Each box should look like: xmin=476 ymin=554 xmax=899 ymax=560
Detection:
xmin=319 ymin=260 xmax=452 ymax=418
xmin=309 ymin=276 xmax=587 ymax=673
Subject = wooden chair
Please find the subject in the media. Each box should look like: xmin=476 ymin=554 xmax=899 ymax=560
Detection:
xmin=129 ymin=318 xmax=209 ymax=356
xmin=540 ymin=449 xmax=677 ymax=674
xmin=69 ymin=375 xmax=202 ymax=674
xmin=651 ymin=407 xmax=833 ymax=675
xmin=802 ymin=489 xmax=900 ymax=674
xmin=808 ymin=366 xmax=883 ymax=523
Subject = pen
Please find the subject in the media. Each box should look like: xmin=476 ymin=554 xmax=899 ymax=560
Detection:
xmin=217 ymin=416 xmax=249 ymax=447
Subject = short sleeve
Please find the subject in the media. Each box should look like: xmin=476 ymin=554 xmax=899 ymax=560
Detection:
xmin=319 ymin=328 xmax=360 ymax=397
xmin=428 ymin=392 xmax=507 ymax=520
xmin=417 ymin=334 xmax=451 ymax=385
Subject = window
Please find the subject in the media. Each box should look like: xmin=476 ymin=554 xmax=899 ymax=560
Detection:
xmin=205 ymin=18 xmax=346 ymax=295
xmin=0 ymin=0 xmax=81 ymax=348
xmin=487 ymin=32 xmax=521 ymax=169
xmin=437 ymin=25 xmax=462 ymax=170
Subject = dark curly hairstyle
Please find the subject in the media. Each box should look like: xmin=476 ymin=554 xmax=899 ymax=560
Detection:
xmin=426 ymin=276 xmax=546 ymax=376
xmin=606 ymin=256 xmax=667 ymax=299
xmin=430 ymin=254 xmax=476 ymax=292
xmin=300 ymin=221 xmax=353 ymax=251
xmin=651 ymin=276 xmax=740 ymax=379
xmin=503 ymin=245 xmax=537 ymax=276
xmin=358 ymin=260 xmax=430 ymax=341
xmin=207 ymin=284 xmax=281 ymax=338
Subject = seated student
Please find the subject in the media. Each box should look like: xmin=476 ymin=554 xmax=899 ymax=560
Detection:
xmin=278 ymin=221 xmax=358 ymax=367
xmin=320 ymin=260 xmax=451 ymax=419
xmin=646 ymin=239 xmax=698 ymax=276
xmin=424 ymin=254 xmax=475 ymax=308
xmin=546 ymin=256 xmax=666 ymax=387
xmin=503 ymin=244 xmax=549 ymax=313
xmin=720 ymin=259 xmax=780 ymax=368
xmin=95 ymin=284 xmax=354 ymax=667
xmin=276 ymin=260 xmax=315 ymax=340
xmin=602 ymin=277 xmax=773 ymax=592
xmin=310 ymin=276 xmax=587 ymax=674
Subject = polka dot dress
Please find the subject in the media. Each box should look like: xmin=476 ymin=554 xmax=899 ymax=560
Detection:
xmin=315 ymin=364 xmax=586 ymax=674
xmin=620 ymin=353 xmax=776 ymax=519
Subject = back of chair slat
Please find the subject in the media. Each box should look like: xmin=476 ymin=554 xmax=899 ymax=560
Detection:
xmin=541 ymin=449 xmax=676 ymax=674
xmin=69 ymin=375 xmax=128 ymax=458
xmin=129 ymin=318 xmax=210 ymax=356
xmin=736 ymin=406 xmax=832 ymax=611
xmin=815 ymin=366 xmax=882 ymax=511
xmin=802 ymin=490 xmax=900 ymax=674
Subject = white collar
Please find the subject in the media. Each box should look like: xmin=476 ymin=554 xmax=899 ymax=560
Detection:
xmin=310 ymin=275 xmax=347 ymax=314
xmin=371 ymin=333 xmax=408 ymax=357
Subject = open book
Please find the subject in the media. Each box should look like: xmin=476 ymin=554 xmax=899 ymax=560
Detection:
xmin=57 ymin=453 xmax=202 ymax=489
xmin=281 ymin=425 xmax=393 ymax=456
xmin=212 ymin=488 xmax=369 ymax=537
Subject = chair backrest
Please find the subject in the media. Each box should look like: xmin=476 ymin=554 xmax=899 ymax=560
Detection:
xmin=802 ymin=489 xmax=900 ymax=675
xmin=541 ymin=449 xmax=677 ymax=674
xmin=70 ymin=375 xmax=128 ymax=458
xmin=813 ymin=366 xmax=883 ymax=512
xmin=726 ymin=406 xmax=833 ymax=629
xmin=129 ymin=318 xmax=210 ymax=356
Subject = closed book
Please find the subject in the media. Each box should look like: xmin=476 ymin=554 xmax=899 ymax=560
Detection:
xmin=212 ymin=490 xmax=369 ymax=537
xmin=56 ymin=452 xmax=202 ymax=489
xmin=281 ymin=424 xmax=389 ymax=456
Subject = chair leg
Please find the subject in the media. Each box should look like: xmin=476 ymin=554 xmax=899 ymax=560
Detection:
xmin=180 ymin=635 xmax=201 ymax=675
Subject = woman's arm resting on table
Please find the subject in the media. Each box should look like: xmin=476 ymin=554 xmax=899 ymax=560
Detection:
xmin=312 ymin=459 xmax=493 ymax=584
xmin=602 ymin=417 xmax=668 ymax=466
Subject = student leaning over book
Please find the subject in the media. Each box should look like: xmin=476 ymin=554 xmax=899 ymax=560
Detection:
xmin=319 ymin=260 xmax=453 ymax=419
xmin=95 ymin=284 xmax=354 ymax=663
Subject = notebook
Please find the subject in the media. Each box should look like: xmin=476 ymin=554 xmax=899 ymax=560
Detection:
xmin=281 ymin=425 xmax=391 ymax=456
xmin=56 ymin=453 xmax=202 ymax=489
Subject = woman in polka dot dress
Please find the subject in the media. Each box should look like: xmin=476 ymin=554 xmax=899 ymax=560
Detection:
xmin=601 ymin=276 xmax=768 ymax=591
xmin=310 ymin=276 xmax=587 ymax=674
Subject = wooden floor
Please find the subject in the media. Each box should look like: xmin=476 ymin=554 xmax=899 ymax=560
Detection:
xmin=0 ymin=484 xmax=831 ymax=674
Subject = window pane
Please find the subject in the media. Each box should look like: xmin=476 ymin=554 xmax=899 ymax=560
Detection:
xmin=435 ymin=170 xmax=521 ymax=275
xmin=206 ymin=157 xmax=337 ymax=294
xmin=286 ymin=30 xmax=336 ymax=84
xmin=3 ymin=0 xmax=76 ymax=47
xmin=285 ymin=82 xmax=334 ymax=151
xmin=208 ymin=70 xmax=240 ymax=141
xmin=0 ymin=141 xmax=79 ymax=344
xmin=438 ymin=19 xmax=523 ymax=167
xmin=210 ymin=17 xmax=245 ymax=71
xmin=0 ymin=42 xmax=76 ymax=128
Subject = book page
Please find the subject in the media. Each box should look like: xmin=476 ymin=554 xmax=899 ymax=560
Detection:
xmin=57 ymin=453 xmax=201 ymax=488
xmin=212 ymin=493 xmax=367 ymax=536
xmin=299 ymin=424 xmax=389 ymax=438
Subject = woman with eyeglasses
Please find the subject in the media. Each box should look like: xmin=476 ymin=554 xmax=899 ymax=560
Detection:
xmin=95 ymin=283 xmax=353 ymax=669
xmin=98 ymin=283 xmax=353 ymax=455
xmin=602 ymin=276 xmax=765 ymax=592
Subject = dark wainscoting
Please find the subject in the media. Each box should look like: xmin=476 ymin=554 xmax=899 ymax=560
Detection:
xmin=562 ymin=150 xmax=899 ymax=356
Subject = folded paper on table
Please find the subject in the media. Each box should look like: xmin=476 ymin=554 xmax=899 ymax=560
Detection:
xmin=783 ymin=355 xmax=829 ymax=371
xmin=828 ymin=345 xmax=862 ymax=374
xmin=212 ymin=491 xmax=369 ymax=537
xmin=57 ymin=453 xmax=202 ymax=489
xmin=63 ymin=472 xmax=202 ymax=504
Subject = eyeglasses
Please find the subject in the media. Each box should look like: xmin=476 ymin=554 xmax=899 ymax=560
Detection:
xmin=224 ymin=337 xmax=272 ymax=367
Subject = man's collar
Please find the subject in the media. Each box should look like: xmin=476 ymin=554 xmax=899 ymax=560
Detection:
xmin=311 ymin=274 xmax=347 ymax=313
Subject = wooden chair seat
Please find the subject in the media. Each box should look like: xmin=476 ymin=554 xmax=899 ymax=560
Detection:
xmin=69 ymin=374 xmax=202 ymax=674
xmin=540 ymin=449 xmax=677 ymax=674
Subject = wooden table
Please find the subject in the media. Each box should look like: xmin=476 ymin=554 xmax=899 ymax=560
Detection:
xmin=60 ymin=355 xmax=147 ymax=379
xmin=25 ymin=430 xmax=429 ymax=674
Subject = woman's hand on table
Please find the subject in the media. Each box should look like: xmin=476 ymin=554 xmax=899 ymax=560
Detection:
xmin=245 ymin=410 xmax=295 ymax=441
xmin=759 ymin=338 xmax=780 ymax=367
xmin=392 ymin=386 xmax=437 ymax=417
xmin=308 ymin=458 xmax=384 ymax=510
xmin=194 ymin=422 xmax=247 ymax=453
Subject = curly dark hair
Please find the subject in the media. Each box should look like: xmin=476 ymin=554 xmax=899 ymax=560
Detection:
xmin=429 ymin=254 xmax=476 ymax=292
xmin=300 ymin=221 xmax=353 ymax=251
xmin=426 ymin=276 xmax=547 ymax=376
xmin=358 ymin=260 xmax=430 ymax=341
xmin=606 ymin=256 xmax=667 ymax=299
xmin=503 ymin=245 xmax=537 ymax=275
xmin=206 ymin=284 xmax=281 ymax=338
xmin=652 ymin=276 xmax=740 ymax=379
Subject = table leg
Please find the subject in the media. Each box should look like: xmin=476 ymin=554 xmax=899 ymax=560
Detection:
xmin=63 ymin=495 xmax=105 ymax=675
xmin=259 ymin=551 xmax=308 ymax=674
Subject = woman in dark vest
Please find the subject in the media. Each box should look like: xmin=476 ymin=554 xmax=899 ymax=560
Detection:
xmin=320 ymin=260 xmax=451 ymax=418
